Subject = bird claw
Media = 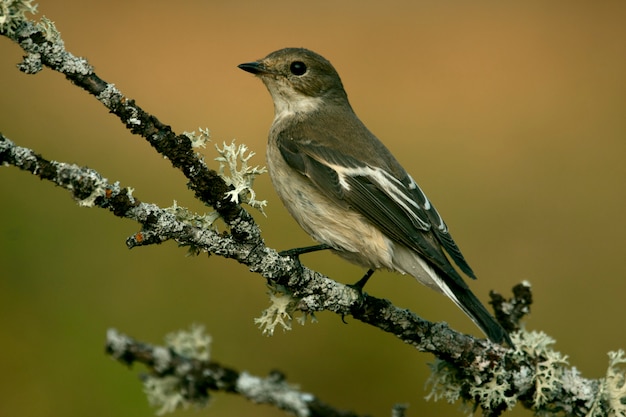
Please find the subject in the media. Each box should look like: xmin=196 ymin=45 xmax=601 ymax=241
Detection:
xmin=348 ymin=269 xmax=375 ymax=293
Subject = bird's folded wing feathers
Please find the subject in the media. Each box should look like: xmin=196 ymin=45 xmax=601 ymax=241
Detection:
xmin=277 ymin=134 xmax=476 ymax=282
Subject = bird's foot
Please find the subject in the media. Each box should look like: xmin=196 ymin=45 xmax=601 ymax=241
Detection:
xmin=341 ymin=269 xmax=375 ymax=324
xmin=348 ymin=269 xmax=375 ymax=294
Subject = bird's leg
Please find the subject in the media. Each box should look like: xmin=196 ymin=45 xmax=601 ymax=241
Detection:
xmin=279 ymin=243 xmax=333 ymax=259
xmin=278 ymin=244 xmax=333 ymax=276
xmin=340 ymin=269 xmax=376 ymax=323
xmin=349 ymin=269 xmax=375 ymax=293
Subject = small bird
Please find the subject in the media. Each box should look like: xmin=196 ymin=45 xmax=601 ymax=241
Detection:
xmin=238 ymin=48 xmax=512 ymax=345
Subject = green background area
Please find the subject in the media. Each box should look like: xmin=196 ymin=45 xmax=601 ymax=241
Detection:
xmin=1 ymin=1 xmax=625 ymax=416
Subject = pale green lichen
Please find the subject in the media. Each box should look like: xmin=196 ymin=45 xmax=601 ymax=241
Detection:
xmin=163 ymin=200 xmax=219 ymax=255
xmin=605 ymin=350 xmax=626 ymax=417
xmin=125 ymin=186 xmax=136 ymax=203
xmin=65 ymin=165 xmax=109 ymax=207
xmin=0 ymin=0 xmax=37 ymax=36
xmin=516 ymin=330 xmax=569 ymax=408
xmin=588 ymin=350 xmax=626 ymax=417
xmin=425 ymin=359 xmax=464 ymax=405
xmin=164 ymin=324 xmax=211 ymax=361
xmin=96 ymin=83 xmax=122 ymax=108
xmin=9 ymin=9 xmax=92 ymax=76
xmin=165 ymin=200 xmax=219 ymax=230
xmin=215 ymin=140 xmax=267 ymax=213
xmin=37 ymin=15 xmax=59 ymax=42
xmin=142 ymin=325 xmax=212 ymax=415
xmin=255 ymin=290 xmax=296 ymax=336
xmin=182 ymin=127 xmax=210 ymax=149
xmin=254 ymin=285 xmax=316 ymax=336
xmin=426 ymin=329 xmax=574 ymax=414
xmin=144 ymin=375 xmax=190 ymax=416
xmin=470 ymin=365 xmax=517 ymax=410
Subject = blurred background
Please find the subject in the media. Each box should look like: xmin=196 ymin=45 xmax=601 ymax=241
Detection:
xmin=1 ymin=1 xmax=625 ymax=416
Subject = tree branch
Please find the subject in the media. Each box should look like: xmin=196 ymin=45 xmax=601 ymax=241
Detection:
xmin=106 ymin=328 xmax=365 ymax=417
xmin=11 ymin=16 xmax=256 ymax=241
xmin=0 ymin=133 xmax=508 ymax=369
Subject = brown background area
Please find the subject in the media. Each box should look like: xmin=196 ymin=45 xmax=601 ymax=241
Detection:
xmin=1 ymin=1 xmax=625 ymax=416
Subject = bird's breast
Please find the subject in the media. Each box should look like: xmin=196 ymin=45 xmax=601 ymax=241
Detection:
xmin=266 ymin=140 xmax=395 ymax=270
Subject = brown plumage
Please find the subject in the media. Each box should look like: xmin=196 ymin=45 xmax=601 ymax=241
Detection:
xmin=239 ymin=48 xmax=512 ymax=346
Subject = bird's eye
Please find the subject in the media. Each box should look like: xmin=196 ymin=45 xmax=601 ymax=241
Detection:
xmin=290 ymin=61 xmax=307 ymax=76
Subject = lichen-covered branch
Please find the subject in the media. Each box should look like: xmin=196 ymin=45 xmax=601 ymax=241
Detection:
xmin=3 ymin=10 xmax=256 ymax=241
xmin=0 ymin=133 xmax=505 ymax=368
xmin=4 ymin=133 xmax=624 ymax=417
xmin=106 ymin=327 xmax=364 ymax=417
xmin=105 ymin=325 xmax=625 ymax=417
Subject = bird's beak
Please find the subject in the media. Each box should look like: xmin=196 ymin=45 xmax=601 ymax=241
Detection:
xmin=238 ymin=61 xmax=266 ymax=75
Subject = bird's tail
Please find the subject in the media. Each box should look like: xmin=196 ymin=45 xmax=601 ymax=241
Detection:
xmin=444 ymin=280 xmax=513 ymax=346
xmin=392 ymin=246 xmax=513 ymax=345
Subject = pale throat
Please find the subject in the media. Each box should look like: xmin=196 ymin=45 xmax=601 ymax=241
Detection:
xmin=269 ymin=87 xmax=323 ymax=123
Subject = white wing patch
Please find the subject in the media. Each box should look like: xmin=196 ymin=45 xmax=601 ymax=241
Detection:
xmin=407 ymin=175 xmax=448 ymax=233
xmin=329 ymin=163 xmax=432 ymax=230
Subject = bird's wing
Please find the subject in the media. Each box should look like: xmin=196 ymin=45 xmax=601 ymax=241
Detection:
xmin=277 ymin=132 xmax=476 ymax=282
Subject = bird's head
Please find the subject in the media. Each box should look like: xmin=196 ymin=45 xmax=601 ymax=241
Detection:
xmin=239 ymin=48 xmax=349 ymax=118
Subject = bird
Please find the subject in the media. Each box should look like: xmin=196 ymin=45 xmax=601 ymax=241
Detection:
xmin=238 ymin=47 xmax=512 ymax=345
